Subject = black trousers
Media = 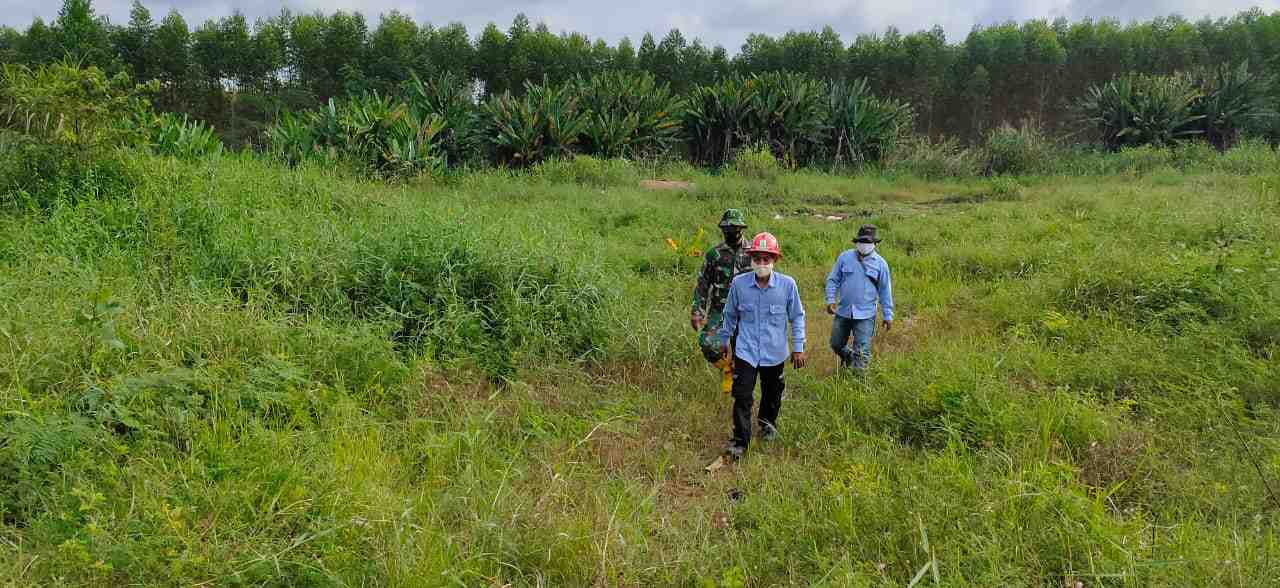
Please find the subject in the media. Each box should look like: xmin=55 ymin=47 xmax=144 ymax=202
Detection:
xmin=729 ymin=358 xmax=785 ymax=450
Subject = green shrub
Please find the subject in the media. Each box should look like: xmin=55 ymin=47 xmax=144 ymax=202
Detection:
xmin=264 ymin=93 xmax=445 ymax=179
xmin=0 ymin=61 xmax=156 ymax=152
xmin=749 ymin=71 xmax=829 ymax=165
xmin=683 ymin=76 xmax=760 ymax=168
xmin=0 ymin=62 xmax=152 ymax=212
xmin=264 ymin=110 xmax=316 ymax=166
xmin=532 ymin=155 xmax=637 ymax=187
xmin=988 ymin=176 xmax=1025 ymax=201
xmin=887 ymin=136 xmax=983 ymax=179
xmin=984 ymin=122 xmax=1056 ymax=175
xmin=0 ymin=138 xmax=138 ymax=212
xmin=728 ymin=144 xmax=782 ymax=181
xmin=1213 ymin=139 xmax=1280 ymax=174
xmin=684 ymin=73 xmax=908 ymax=169
xmin=1187 ymin=61 xmax=1276 ymax=151
xmin=132 ymin=112 xmax=224 ymax=160
xmin=341 ymin=232 xmax=607 ymax=380
xmin=682 ymin=72 xmax=828 ymax=167
xmin=1077 ymin=62 xmax=1274 ymax=152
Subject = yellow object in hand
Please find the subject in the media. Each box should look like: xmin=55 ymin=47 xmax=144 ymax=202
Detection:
xmin=714 ymin=355 xmax=733 ymax=395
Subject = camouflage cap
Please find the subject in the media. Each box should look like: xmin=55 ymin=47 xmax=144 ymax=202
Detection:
xmin=718 ymin=208 xmax=748 ymax=228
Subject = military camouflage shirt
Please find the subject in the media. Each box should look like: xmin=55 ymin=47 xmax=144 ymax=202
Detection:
xmin=691 ymin=240 xmax=752 ymax=319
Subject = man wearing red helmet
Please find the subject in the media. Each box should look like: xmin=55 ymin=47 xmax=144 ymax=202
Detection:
xmin=715 ymin=232 xmax=807 ymax=460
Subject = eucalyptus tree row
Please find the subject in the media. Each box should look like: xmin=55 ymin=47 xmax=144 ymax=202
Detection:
xmin=2 ymin=0 xmax=1277 ymax=145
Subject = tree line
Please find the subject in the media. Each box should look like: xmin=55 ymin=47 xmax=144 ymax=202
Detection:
xmin=3 ymin=0 xmax=1278 ymax=147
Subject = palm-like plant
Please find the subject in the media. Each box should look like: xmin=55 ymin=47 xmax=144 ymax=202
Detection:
xmin=826 ymin=78 xmax=913 ymax=165
xmin=1078 ymin=74 xmax=1203 ymax=151
xmin=134 ymin=112 xmax=223 ymax=159
xmin=480 ymin=80 xmax=587 ymax=167
xmin=683 ymin=76 xmax=759 ymax=167
xmin=749 ymin=72 xmax=828 ymax=165
xmin=404 ymin=72 xmax=479 ymax=165
xmin=1188 ymin=61 xmax=1276 ymax=151
xmin=265 ymin=92 xmax=443 ymax=178
xmin=265 ymin=111 xmax=314 ymax=166
xmin=575 ymin=71 xmax=681 ymax=159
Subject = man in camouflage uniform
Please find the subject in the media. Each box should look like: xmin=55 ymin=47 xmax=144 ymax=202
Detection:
xmin=691 ymin=209 xmax=753 ymax=393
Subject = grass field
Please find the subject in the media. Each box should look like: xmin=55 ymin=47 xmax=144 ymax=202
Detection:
xmin=1 ymin=152 xmax=1279 ymax=586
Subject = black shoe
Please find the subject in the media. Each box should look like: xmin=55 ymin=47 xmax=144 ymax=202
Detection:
xmin=722 ymin=442 xmax=745 ymax=460
xmin=759 ymin=422 xmax=779 ymax=441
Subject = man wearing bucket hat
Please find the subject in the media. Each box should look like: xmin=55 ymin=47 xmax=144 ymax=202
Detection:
xmin=825 ymin=224 xmax=894 ymax=373
xmin=714 ymin=232 xmax=806 ymax=461
xmin=691 ymin=209 xmax=753 ymax=395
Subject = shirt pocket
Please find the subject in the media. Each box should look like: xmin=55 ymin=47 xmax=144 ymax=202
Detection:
xmin=840 ymin=266 xmax=860 ymax=286
xmin=842 ymin=267 xmax=873 ymax=302
xmin=739 ymin=302 xmax=756 ymax=318
xmin=768 ymin=304 xmax=786 ymax=326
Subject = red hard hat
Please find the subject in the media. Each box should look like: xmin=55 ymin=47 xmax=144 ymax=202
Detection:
xmin=744 ymin=232 xmax=782 ymax=257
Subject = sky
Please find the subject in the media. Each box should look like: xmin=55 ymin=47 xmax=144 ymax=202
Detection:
xmin=3 ymin=0 xmax=1279 ymax=49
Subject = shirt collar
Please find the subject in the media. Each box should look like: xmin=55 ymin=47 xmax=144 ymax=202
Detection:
xmin=750 ymin=271 xmax=778 ymax=289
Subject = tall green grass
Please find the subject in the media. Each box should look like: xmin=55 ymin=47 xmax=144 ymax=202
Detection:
xmin=1 ymin=146 xmax=1278 ymax=585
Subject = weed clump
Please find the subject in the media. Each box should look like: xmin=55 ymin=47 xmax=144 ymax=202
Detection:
xmin=532 ymin=155 xmax=637 ymax=187
xmin=887 ymin=137 xmax=983 ymax=179
xmin=343 ymin=232 xmax=607 ymax=379
xmin=729 ymin=144 xmax=783 ymax=181
xmin=0 ymin=139 xmax=139 ymax=212
xmin=984 ymin=123 xmax=1057 ymax=176
xmin=1056 ymin=268 xmax=1234 ymax=330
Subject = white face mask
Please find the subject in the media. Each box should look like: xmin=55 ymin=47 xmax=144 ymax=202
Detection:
xmin=751 ymin=261 xmax=774 ymax=278
xmin=856 ymin=243 xmax=876 ymax=255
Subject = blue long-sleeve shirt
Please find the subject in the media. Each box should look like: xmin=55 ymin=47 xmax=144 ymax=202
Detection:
xmin=825 ymin=250 xmax=894 ymax=321
xmin=718 ymin=271 xmax=806 ymax=368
